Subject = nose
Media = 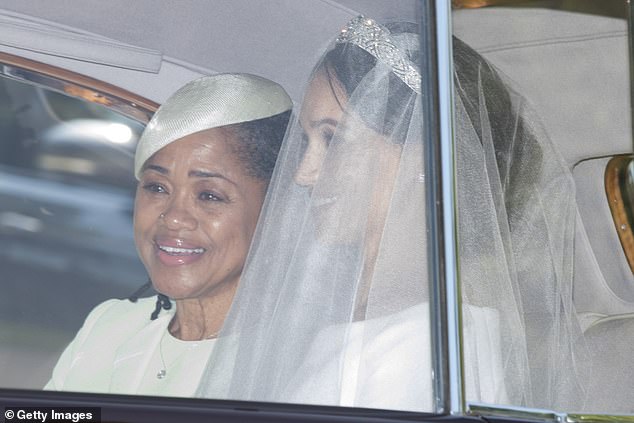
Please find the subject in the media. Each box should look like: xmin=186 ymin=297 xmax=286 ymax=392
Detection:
xmin=160 ymin=193 xmax=197 ymax=231
xmin=294 ymin=138 xmax=327 ymax=187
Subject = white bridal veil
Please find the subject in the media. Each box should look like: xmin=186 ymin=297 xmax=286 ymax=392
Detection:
xmin=196 ymin=16 xmax=587 ymax=413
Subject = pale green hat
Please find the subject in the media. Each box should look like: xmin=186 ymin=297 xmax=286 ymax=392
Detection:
xmin=135 ymin=73 xmax=292 ymax=179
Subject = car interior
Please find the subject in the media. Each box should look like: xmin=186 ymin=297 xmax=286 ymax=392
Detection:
xmin=0 ymin=0 xmax=633 ymax=420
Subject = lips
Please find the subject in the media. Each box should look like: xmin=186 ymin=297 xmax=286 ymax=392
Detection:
xmin=154 ymin=238 xmax=207 ymax=266
xmin=158 ymin=245 xmax=205 ymax=255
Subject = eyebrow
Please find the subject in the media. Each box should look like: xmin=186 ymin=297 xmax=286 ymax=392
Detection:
xmin=189 ymin=169 xmax=235 ymax=185
xmin=143 ymin=164 xmax=168 ymax=175
xmin=142 ymin=164 xmax=236 ymax=186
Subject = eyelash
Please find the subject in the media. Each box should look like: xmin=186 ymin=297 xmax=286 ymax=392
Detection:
xmin=320 ymin=128 xmax=334 ymax=144
xmin=142 ymin=182 xmax=167 ymax=194
xmin=142 ymin=183 xmax=225 ymax=203
xmin=198 ymin=191 xmax=225 ymax=202
xmin=300 ymin=127 xmax=334 ymax=153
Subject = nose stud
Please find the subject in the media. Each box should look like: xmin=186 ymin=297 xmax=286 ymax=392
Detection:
xmin=159 ymin=213 xmax=166 ymax=219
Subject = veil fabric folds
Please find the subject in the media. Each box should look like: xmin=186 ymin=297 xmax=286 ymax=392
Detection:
xmin=453 ymin=37 xmax=588 ymax=410
xmin=196 ymin=18 xmax=587 ymax=413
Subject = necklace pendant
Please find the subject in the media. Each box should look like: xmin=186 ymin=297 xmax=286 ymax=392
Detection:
xmin=157 ymin=369 xmax=166 ymax=379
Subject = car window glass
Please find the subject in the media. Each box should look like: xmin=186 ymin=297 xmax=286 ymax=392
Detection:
xmin=0 ymin=6 xmax=438 ymax=413
xmin=0 ymin=74 xmax=147 ymax=389
xmin=453 ymin=0 xmax=634 ymax=417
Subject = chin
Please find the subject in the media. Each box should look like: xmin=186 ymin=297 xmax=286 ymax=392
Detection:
xmin=150 ymin=274 xmax=199 ymax=299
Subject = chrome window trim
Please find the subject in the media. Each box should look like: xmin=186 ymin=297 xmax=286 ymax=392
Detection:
xmin=0 ymin=53 xmax=156 ymax=123
xmin=435 ymin=0 xmax=463 ymax=415
xmin=471 ymin=402 xmax=634 ymax=423
xmin=469 ymin=403 xmax=564 ymax=422
xmin=424 ymin=0 xmax=464 ymax=415
xmin=567 ymin=414 xmax=634 ymax=423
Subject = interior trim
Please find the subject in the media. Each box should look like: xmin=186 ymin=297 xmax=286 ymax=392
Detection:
xmin=605 ymin=155 xmax=634 ymax=274
xmin=0 ymin=51 xmax=158 ymax=122
xmin=0 ymin=11 xmax=162 ymax=73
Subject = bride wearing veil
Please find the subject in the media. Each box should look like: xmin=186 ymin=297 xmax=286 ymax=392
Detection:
xmin=196 ymin=16 xmax=587 ymax=413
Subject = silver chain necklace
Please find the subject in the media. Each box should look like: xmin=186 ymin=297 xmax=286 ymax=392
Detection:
xmin=156 ymin=328 xmax=219 ymax=379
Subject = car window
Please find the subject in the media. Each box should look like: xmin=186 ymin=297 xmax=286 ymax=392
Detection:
xmin=2 ymin=1 xmax=634 ymax=422
xmin=0 ymin=73 xmax=149 ymax=389
xmin=453 ymin=0 xmax=634 ymax=419
xmin=0 ymin=2 xmax=436 ymax=420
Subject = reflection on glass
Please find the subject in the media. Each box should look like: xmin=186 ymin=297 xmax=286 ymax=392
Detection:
xmin=0 ymin=75 xmax=147 ymax=390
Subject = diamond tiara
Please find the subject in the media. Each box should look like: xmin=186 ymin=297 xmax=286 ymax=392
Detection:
xmin=336 ymin=16 xmax=421 ymax=94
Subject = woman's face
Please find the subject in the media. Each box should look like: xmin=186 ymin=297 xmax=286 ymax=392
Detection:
xmin=295 ymin=67 xmax=401 ymax=245
xmin=134 ymin=128 xmax=266 ymax=301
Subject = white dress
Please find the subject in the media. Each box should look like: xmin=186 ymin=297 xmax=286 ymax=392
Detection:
xmin=287 ymin=303 xmax=508 ymax=412
xmin=44 ymin=297 xmax=215 ymax=396
xmin=47 ymin=298 xmax=506 ymax=408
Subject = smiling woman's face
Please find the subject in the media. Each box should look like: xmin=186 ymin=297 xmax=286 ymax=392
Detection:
xmin=134 ymin=127 xmax=266 ymax=301
xmin=295 ymin=67 xmax=401 ymax=245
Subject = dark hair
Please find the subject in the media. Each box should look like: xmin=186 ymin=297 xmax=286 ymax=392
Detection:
xmin=226 ymin=109 xmax=291 ymax=181
xmin=319 ymin=22 xmax=420 ymax=139
xmin=452 ymin=36 xmax=543 ymax=215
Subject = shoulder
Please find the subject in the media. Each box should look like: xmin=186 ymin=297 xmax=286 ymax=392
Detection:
xmin=60 ymin=296 xmax=162 ymax=356
xmin=45 ymin=296 xmax=166 ymax=391
xmin=82 ymin=296 xmax=159 ymax=331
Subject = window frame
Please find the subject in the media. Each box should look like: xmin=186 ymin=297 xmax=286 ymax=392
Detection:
xmin=425 ymin=0 xmax=464 ymax=416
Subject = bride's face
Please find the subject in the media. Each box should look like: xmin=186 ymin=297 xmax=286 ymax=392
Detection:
xmin=295 ymin=67 xmax=401 ymax=245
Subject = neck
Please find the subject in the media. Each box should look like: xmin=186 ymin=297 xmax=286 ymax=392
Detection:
xmin=353 ymin=144 xmax=400 ymax=321
xmin=353 ymin=227 xmax=383 ymax=321
xmin=169 ymin=283 xmax=237 ymax=341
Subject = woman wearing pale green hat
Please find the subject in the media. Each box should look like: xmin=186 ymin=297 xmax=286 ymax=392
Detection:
xmin=45 ymin=73 xmax=292 ymax=396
